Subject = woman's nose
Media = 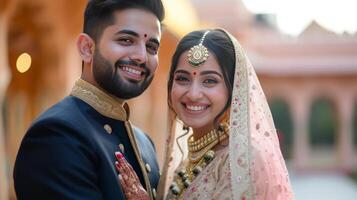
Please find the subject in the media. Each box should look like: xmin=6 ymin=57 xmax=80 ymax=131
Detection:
xmin=186 ymin=82 xmax=203 ymax=100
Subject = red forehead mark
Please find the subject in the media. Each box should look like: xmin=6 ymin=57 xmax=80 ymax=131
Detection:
xmin=144 ymin=34 xmax=147 ymax=38
xmin=193 ymin=71 xmax=197 ymax=76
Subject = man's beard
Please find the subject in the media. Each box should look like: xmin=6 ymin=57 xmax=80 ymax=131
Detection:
xmin=92 ymin=50 xmax=154 ymax=99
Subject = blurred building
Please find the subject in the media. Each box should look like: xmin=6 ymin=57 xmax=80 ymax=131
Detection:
xmin=1 ymin=0 xmax=357 ymax=199
xmin=191 ymin=0 xmax=357 ymax=172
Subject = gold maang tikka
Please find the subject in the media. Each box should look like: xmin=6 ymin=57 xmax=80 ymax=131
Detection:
xmin=187 ymin=31 xmax=210 ymax=67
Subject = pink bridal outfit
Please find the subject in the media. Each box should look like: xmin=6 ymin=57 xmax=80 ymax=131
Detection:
xmin=158 ymin=29 xmax=294 ymax=200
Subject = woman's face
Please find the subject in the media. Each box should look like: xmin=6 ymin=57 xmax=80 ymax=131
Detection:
xmin=170 ymin=50 xmax=229 ymax=134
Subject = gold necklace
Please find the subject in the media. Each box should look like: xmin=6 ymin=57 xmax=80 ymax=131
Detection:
xmin=187 ymin=129 xmax=218 ymax=152
xmin=188 ymin=133 xmax=228 ymax=163
xmin=188 ymin=122 xmax=229 ymax=163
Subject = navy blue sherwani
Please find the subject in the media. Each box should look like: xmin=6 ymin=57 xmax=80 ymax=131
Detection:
xmin=14 ymin=79 xmax=159 ymax=200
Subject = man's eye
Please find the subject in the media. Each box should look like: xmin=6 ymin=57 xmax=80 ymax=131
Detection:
xmin=117 ymin=38 xmax=133 ymax=45
xmin=146 ymin=43 xmax=159 ymax=55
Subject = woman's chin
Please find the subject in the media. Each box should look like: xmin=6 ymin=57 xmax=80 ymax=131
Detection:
xmin=181 ymin=121 xmax=211 ymax=131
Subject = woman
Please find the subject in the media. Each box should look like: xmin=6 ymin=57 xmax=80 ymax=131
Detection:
xmin=116 ymin=29 xmax=294 ymax=200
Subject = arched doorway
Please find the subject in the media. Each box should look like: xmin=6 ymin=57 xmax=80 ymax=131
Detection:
xmin=309 ymin=99 xmax=338 ymax=169
xmin=269 ymin=99 xmax=293 ymax=159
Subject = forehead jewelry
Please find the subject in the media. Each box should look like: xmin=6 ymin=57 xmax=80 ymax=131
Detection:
xmin=187 ymin=31 xmax=210 ymax=67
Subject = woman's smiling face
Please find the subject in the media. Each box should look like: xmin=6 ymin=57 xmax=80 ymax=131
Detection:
xmin=170 ymin=50 xmax=229 ymax=134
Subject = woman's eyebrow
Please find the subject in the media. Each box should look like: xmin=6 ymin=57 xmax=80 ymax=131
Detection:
xmin=200 ymin=70 xmax=223 ymax=77
xmin=174 ymin=69 xmax=190 ymax=75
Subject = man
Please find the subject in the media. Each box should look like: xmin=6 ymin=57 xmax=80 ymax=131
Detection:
xmin=13 ymin=0 xmax=164 ymax=199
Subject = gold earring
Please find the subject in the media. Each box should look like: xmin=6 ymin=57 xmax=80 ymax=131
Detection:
xmin=217 ymin=121 xmax=229 ymax=133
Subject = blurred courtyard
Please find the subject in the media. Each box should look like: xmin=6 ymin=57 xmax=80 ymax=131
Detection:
xmin=290 ymin=173 xmax=357 ymax=200
xmin=1 ymin=0 xmax=357 ymax=199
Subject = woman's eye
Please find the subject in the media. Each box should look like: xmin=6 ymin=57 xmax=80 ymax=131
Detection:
xmin=174 ymin=76 xmax=190 ymax=83
xmin=203 ymin=78 xmax=218 ymax=84
xmin=146 ymin=43 xmax=159 ymax=55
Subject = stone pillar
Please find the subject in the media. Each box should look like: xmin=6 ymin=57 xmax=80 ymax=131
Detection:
xmin=0 ymin=8 xmax=10 ymax=200
xmin=336 ymin=95 xmax=354 ymax=173
xmin=0 ymin=1 xmax=18 ymax=198
xmin=46 ymin=0 xmax=85 ymax=95
xmin=290 ymin=95 xmax=310 ymax=172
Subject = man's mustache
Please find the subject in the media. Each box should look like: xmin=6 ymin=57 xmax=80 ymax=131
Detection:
xmin=114 ymin=60 xmax=149 ymax=76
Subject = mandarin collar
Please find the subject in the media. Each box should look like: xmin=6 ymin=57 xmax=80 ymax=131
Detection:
xmin=70 ymin=79 xmax=129 ymax=121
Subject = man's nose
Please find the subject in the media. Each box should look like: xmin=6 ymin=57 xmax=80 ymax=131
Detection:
xmin=130 ymin=43 xmax=147 ymax=64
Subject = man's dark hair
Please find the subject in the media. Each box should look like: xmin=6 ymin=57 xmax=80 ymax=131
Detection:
xmin=83 ymin=0 xmax=165 ymax=42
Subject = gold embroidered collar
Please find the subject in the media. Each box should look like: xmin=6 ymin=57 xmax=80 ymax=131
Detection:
xmin=70 ymin=79 xmax=128 ymax=121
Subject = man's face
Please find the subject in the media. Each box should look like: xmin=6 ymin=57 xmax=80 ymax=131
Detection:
xmin=93 ymin=8 xmax=161 ymax=99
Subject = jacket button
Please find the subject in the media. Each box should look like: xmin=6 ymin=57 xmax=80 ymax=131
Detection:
xmin=145 ymin=163 xmax=151 ymax=173
xmin=118 ymin=144 xmax=125 ymax=153
xmin=104 ymin=124 xmax=112 ymax=134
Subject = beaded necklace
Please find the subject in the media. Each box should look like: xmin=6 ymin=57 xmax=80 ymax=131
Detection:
xmin=168 ymin=122 xmax=229 ymax=199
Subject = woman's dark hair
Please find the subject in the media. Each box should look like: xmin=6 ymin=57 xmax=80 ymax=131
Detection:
xmin=167 ymin=29 xmax=236 ymax=128
xmin=83 ymin=0 xmax=165 ymax=42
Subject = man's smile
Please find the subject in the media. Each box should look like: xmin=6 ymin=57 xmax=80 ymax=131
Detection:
xmin=118 ymin=64 xmax=146 ymax=81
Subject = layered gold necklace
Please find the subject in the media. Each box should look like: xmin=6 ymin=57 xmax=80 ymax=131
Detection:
xmin=187 ymin=122 xmax=229 ymax=163
xmin=168 ymin=122 xmax=229 ymax=199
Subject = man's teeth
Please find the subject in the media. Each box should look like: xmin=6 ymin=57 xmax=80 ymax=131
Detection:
xmin=123 ymin=67 xmax=141 ymax=75
xmin=186 ymin=105 xmax=206 ymax=111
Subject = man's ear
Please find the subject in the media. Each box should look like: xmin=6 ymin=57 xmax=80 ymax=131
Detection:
xmin=77 ymin=33 xmax=95 ymax=64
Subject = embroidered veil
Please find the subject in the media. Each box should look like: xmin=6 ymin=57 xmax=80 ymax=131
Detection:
xmin=158 ymin=29 xmax=294 ymax=200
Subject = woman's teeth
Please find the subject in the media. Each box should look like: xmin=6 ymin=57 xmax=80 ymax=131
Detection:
xmin=186 ymin=105 xmax=206 ymax=111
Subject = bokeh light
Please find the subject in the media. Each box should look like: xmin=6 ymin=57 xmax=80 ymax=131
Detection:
xmin=16 ymin=53 xmax=32 ymax=73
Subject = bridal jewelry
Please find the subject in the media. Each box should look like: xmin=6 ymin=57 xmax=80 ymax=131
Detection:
xmin=187 ymin=31 xmax=210 ymax=67
xmin=169 ymin=150 xmax=215 ymax=199
xmin=169 ymin=122 xmax=229 ymax=199
xmin=188 ymin=121 xmax=229 ymax=163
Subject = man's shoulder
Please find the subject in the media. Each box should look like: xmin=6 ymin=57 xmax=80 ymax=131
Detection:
xmin=37 ymin=96 xmax=79 ymax=118
xmin=29 ymin=96 xmax=90 ymax=133
xmin=22 ymin=96 xmax=98 ymax=147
